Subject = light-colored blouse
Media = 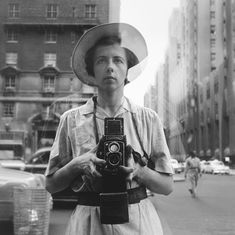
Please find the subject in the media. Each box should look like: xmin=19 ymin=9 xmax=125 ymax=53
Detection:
xmin=45 ymin=96 xmax=173 ymax=235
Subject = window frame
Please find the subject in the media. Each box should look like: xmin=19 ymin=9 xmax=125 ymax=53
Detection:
xmin=85 ymin=4 xmax=96 ymax=18
xmin=7 ymin=29 xmax=18 ymax=43
xmin=6 ymin=53 xmax=18 ymax=66
xmin=3 ymin=103 xmax=15 ymax=117
xmin=5 ymin=74 xmax=16 ymax=89
xmin=46 ymin=4 xmax=58 ymax=19
xmin=44 ymin=53 xmax=57 ymax=67
xmin=45 ymin=30 xmax=57 ymax=43
xmin=8 ymin=3 xmax=20 ymax=18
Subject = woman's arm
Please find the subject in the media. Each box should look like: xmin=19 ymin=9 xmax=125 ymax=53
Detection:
xmin=133 ymin=165 xmax=174 ymax=195
xmin=46 ymin=147 xmax=106 ymax=194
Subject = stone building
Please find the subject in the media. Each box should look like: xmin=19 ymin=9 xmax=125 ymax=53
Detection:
xmin=0 ymin=0 xmax=120 ymax=158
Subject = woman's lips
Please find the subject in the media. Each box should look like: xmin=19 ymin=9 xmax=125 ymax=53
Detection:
xmin=104 ymin=76 xmax=116 ymax=81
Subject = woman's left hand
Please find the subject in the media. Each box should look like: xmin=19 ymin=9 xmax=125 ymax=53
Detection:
xmin=119 ymin=145 xmax=144 ymax=183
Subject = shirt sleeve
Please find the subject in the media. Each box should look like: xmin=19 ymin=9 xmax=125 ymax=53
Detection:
xmin=149 ymin=111 xmax=174 ymax=175
xmin=45 ymin=112 xmax=72 ymax=176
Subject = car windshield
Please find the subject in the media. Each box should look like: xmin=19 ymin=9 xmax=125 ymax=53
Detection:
xmin=29 ymin=151 xmax=50 ymax=164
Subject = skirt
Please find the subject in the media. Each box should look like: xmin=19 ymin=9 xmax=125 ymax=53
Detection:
xmin=65 ymin=198 xmax=163 ymax=235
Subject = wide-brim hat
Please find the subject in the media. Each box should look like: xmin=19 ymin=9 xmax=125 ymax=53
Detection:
xmin=72 ymin=23 xmax=148 ymax=86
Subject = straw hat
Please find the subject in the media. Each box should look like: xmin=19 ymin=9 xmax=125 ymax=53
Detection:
xmin=72 ymin=23 xmax=148 ymax=86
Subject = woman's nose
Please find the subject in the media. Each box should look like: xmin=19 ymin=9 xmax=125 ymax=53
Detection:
xmin=106 ymin=60 xmax=114 ymax=72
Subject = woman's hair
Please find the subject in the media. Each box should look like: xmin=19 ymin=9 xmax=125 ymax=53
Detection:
xmin=85 ymin=35 xmax=139 ymax=80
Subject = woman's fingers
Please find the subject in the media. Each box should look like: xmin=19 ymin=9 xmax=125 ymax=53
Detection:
xmin=92 ymin=156 xmax=106 ymax=166
xmin=119 ymin=165 xmax=134 ymax=175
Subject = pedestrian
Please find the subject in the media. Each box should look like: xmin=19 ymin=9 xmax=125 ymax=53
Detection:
xmin=184 ymin=150 xmax=201 ymax=197
xmin=45 ymin=23 xmax=174 ymax=235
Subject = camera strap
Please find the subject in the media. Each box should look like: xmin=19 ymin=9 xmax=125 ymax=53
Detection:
xmin=92 ymin=96 xmax=100 ymax=145
xmin=92 ymin=96 xmax=149 ymax=163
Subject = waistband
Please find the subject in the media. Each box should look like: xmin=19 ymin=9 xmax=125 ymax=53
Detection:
xmin=75 ymin=186 xmax=147 ymax=206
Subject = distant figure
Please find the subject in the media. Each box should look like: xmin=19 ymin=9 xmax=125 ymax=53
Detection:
xmin=184 ymin=151 xmax=201 ymax=197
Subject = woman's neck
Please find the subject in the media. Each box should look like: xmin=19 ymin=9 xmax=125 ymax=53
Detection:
xmin=97 ymin=91 xmax=124 ymax=116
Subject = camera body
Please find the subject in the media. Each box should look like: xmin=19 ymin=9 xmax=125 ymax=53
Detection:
xmin=97 ymin=117 xmax=126 ymax=175
xmin=97 ymin=117 xmax=129 ymax=224
xmin=97 ymin=117 xmax=127 ymax=193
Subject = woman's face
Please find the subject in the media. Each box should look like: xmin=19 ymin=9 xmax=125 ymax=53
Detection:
xmin=93 ymin=44 xmax=128 ymax=91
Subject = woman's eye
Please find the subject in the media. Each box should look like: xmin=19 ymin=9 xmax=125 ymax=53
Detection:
xmin=96 ymin=58 xmax=106 ymax=64
xmin=114 ymin=58 xmax=124 ymax=63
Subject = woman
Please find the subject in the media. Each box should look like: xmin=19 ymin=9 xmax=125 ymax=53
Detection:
xmin=45 ymin=23 xmax=174 ymax=235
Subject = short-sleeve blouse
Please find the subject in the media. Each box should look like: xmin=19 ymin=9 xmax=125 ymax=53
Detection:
xmin=45 ymin=96 xmax=173 ymax=191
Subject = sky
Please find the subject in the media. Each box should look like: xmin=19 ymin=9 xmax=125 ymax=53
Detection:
xmin=120 ymin=0 xmax=180 ymax=105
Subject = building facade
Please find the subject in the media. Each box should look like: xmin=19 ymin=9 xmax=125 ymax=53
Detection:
xmin=145 ymin=0 xmax=235 ymax=163
xmin=0 ymin=0 xmax=119 ymax=158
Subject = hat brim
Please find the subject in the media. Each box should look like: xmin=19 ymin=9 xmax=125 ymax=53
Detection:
xmin=72 ymin=23 xmax=148 ymax=86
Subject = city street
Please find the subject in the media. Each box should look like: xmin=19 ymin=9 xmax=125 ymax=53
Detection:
xmin=49 ymin=173 xmax=235 ymax=235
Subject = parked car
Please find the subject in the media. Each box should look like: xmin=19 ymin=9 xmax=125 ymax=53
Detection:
xmin=24 ymin=147 xmax=78 ymax=203
xmin=200 ymin=160 xmax=208 ymax=173
xmin=203 ymin=160 xmax=230 ymax=174
xmin=24 ymin=147 xmax=51 ymax=174
xmin=179 ymin=161 xmax=186 ymax=172
xmin=0 ymin=150 xmax=25 ymax=171
xmin=171 ymin=158 xmax=182 ymax=173
xmin=0 ymin=166 xmax=51 ymax=234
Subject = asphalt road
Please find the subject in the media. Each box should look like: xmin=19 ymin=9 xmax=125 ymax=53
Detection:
xmin=152 ymin=173 xmax=235 ymax=235
xmin=49 ymin=173 xmax=235 ymax=235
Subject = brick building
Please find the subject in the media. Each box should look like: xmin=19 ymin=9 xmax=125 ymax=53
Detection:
xmin=0 ymin=0 xmax=119 ymax=158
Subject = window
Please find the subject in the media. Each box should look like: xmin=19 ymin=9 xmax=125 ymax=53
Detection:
xmin=45 ymin=31 xmax=57 ymax=43
xmin=210 ymin=0 xmax=215 ymax=5
xmin=214 ymin=77 xmax=219 ymax=93
xmin=72 ymin=7 xmax=76 ymax=18
xmin=210 ymin=38 xmax=216 ymax=49
xmin=210 ymin=11 xmax=215 ymax=19
xmin=200 ymin=91 xmax=203 ymax=103
xmin=7 ymin=29 xmax=18 ymax=42
xmin=85 ymin=4 xmax=96 ymax=18
xmin=5 ymin=75 xmax=16 ymax=88
xmin=3 ymin=103 xmax=15 ymax=117
xmin=6 ymin=53 xmax=18 ymax=66
xmin=8 ymin=3 xmax=19 ymax=18
xmin=211 ymin=52 xmax=216 ymax=61
xmin=200 ymin=111 xmax=204 ymax=123
xmin=206 ymin=82 xmax=210 ymax=99
xmin=71 ymin=32 xmax=76 ymax=44
xmin=215 ymin=102 xmax=218 ymax=115
xmin=44 ymin=53 xmax=56 ymax=67
xmin=43 ymin=75 xmax=55 ymax=92
xmin=210 ymin=25 xmax=216 ymax=35
xmin=46 ymin=4 xmax=58 ymax=19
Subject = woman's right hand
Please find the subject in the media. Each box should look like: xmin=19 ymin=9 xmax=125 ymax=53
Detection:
xmin=72 ymin=146 xmax=106 ymax=178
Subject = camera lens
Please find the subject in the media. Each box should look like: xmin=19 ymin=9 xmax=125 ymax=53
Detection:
xmin=108 ymin=142 xmax=120 ymax=152
xmin=108 ymin=152 xmax=121 ymax=166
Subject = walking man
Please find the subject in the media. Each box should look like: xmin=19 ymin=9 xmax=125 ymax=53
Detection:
xmin=184 ymin=151 xmax=201 ymax=197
